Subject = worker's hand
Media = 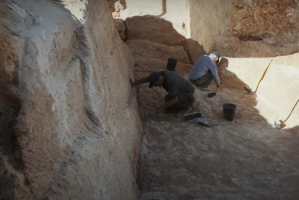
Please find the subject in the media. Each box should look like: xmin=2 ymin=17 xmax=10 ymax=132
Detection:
xmin=216 ymin=82 xmax=222 ymax=88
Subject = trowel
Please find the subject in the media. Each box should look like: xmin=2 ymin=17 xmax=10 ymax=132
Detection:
xmin=207 ymin=86 xmax=219 ymax=98
xmin=183 ymin=112 xmax=202 ymax=120
xmin=197 ymin=118 xmax=219 ymax=127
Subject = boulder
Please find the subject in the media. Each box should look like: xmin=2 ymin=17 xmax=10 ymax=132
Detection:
xmin=133 ymin=55 xmax=192 ymax=77
xmin=184 ymin=38 xmax=206 ymax=64
xmin=125 ymin=15 xmax=186 ymax=46
xmin=127 ymin=39 xmax=190 ymax=63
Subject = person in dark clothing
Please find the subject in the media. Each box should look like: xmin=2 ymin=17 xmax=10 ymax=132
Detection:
xmin=189 ymin=52 xmax=222 ymax=89
xmin=130 ymin=71 xmax=195 ymax=113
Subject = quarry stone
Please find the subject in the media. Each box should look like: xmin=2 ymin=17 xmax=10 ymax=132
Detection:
xmin=125 ymin=15 xmax=186 ymax=46
xmin=126 ymin=39 xmax=190 ymax=64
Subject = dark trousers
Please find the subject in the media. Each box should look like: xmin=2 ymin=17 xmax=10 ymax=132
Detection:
xmin=164 ymin=93 xmax=194 ymax=112
xmin=190 ymin=72 xmax=213 ymax=88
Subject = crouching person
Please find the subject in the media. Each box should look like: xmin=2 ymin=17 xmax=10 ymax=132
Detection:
xmin=131 ymin=71 xmax=195 ymax=113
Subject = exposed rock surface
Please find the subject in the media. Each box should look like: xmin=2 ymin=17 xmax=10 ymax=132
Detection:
xmin=125 ymin=15 xmax=186 ymax=46
xmin=184 ymin=38 xmax=206 ymax=64
xmin=126 ymin=39 xmax=192 ymax=76
xmin=230 ymin=0 xmax=299 ymax=44
xmin=189 ymin=0 xmax=299 ymax=57
xmin=0 ymin=0 xmax=141 ymax=199
xmin=127 ymin=39 xmax=190 ymax=63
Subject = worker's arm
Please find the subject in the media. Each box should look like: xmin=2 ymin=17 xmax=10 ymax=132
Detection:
xmin=130 ymin=77 xmax=149 ymax=87
xmin=156 ymin=96 xmax=178 ymax=113
xmin=208 ymin=61 xmax=221 ymax=84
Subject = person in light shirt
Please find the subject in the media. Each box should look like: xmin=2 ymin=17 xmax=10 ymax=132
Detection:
xmin=189 ymin=52 xmax=222 ymax=89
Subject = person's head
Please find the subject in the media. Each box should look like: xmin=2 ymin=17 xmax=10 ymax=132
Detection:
xmin=210 ymin=52 xmax=222 ymax=64
xmin=149 ymin=72 xmax=165 ymax=88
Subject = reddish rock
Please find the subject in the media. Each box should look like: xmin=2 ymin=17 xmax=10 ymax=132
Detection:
xmin=107 ymin=0 xmax=115 ymax=12
xmin=125 ymin=15 xmax=186 ymax=46
xmin=230 ymin=0 xmax=299 ymax=46
xmin=189 ymin=0 xmax=299 ymax=57
xmin=126 ymin=39 xmax=190 ymax=64
xmin=184 ymin=38 xmax=207 ymax=64
xmin=132 ymin=55 xmax=192 ymax=77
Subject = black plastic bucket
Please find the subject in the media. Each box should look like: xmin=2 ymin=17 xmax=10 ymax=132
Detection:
xmin=166 ymin=58 xmax=177 ymax=71
xmin=223 ymin=103 xmax=237 ymax=121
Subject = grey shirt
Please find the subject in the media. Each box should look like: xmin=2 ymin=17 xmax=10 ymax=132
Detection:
xmin=162 ymin=71 xmax=194 ymax=98
xmin=189 ymin=55 xmax=221 ymax=84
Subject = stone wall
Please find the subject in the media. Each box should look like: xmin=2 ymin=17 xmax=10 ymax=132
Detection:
xmin=0 ymin=0 xmax=141 ymax=199
xmin=189 ymin=0 xmax=299 ymax=57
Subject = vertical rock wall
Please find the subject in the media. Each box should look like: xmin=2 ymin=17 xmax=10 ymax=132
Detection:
xmin=0 ymin=0 xmax=141 ymax=199
xmin=189 ymin=0 xmax=232 ymax=55
xmin=189 ymin=0 xmax=299 ymax=57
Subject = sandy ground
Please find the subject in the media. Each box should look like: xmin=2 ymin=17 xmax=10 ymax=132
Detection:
xmin=137 ymin=86 xmax=299 ymax=200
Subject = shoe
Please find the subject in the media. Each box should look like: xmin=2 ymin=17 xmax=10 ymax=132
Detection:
xmin=183 ymin=112 xmax=202 ymax=120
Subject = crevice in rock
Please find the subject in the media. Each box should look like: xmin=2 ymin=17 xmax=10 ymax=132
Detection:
xmin=0 ymin=23 xmax=33 ymax=198
xmin=74 ymin=27 xmax=103 ymax=129
xmin=237 ymin=34 xmax=268 ymax=41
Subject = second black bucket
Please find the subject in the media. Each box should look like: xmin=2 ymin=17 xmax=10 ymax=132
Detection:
xmin=223 ymin=103 xmax=237 ymax=121
xmin=166 ymin=58 xmax=177 ymax=71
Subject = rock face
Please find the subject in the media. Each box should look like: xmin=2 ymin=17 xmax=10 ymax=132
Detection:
xmin=126 ymin=39 xmax=192 ymax=77
xmin=125 ymin=15 xmax=186 ymax=46
xmin=230 ymin=0 xmax=299 ymax=44
xmin=127 ymin=39 xmax=190 ymax=64
xmin=189 ymin=0 xmax=299 ymax=57
xmin=0 ymin=0 xmax=141 ymax=199
xmin=184 ymin=38 xmax=206 ymax=64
